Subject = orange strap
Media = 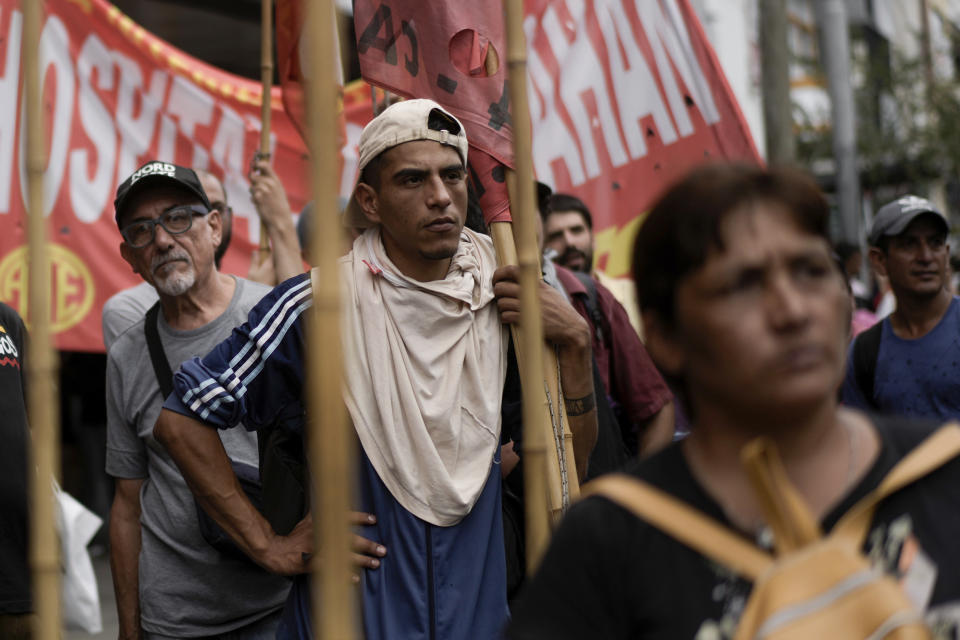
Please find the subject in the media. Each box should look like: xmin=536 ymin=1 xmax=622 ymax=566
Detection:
xmin=832 ymin=422 xmax=960 ymax=547
xmin=581 ymin=474 xmax=773 ymax=581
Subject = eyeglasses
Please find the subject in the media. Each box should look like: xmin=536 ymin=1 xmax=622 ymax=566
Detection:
xmin=121 ymin=204 xmax=210 ymax=248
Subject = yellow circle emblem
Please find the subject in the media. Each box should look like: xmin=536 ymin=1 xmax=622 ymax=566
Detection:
xmin=0 ymin=245 xmax=96 ymax=333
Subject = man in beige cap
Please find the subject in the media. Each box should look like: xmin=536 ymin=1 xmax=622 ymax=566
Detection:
xmin=152 ymin=99 xmax=597 ymax=639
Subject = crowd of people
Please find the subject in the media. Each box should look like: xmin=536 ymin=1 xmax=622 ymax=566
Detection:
xmin=3 ymin=95 xmax=960 ymax=640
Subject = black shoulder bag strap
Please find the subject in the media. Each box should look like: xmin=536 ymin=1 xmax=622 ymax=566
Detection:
xmin=571 ymin=270 xmax=609 ymax=348
xmin=143 ymin=302 xmax=173 ymax=398
xmin=852 ymin=321 xmax=883 ymax=410
xmin=142 ymin=301 xmax=267 ymax=558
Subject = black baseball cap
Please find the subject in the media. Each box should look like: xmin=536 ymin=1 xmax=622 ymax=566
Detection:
xmin=114 ymin=161 xmax=212 ymax=228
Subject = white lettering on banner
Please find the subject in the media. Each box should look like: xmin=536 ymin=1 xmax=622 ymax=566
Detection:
xmin=525 ymin=0 xmax=722 ymax=188
xmin=596 ymin=0 xmax=678 ymax=156
xmin=0 ymin=9 xmax=22 ymax=214
xmin=524 ymin=15 xmax=586 ymax=189
xmin=637 ymin=0 xmax=720 ymax=135
xmin=157 ymin=114 xmax=176 ymax=164
xmin=211 ymin=104 xmax=258 ymax=242
xmin=114 ymin=60 xmax=168 ymax=188
xmin=166 ymin=76 xmax=215 ymax=169
xmin=542 ymin=0 xmax=629 ymax=180
xmin=18 ymin=15 xmax=74 ymax=216
xmin=71 ymin=34 xmax=116 ymax=223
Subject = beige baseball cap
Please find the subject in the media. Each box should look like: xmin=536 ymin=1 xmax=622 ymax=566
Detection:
xmin=344 ymin=99 xmax=468 ymax=229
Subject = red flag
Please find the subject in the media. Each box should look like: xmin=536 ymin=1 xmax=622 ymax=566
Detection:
xmin=353 ymin=1 xmax=513 ymax=166
xmin=354 ymin=1 xmax=762 ymax=273
xmin=276 ymin=0 xmax=308 ymax=141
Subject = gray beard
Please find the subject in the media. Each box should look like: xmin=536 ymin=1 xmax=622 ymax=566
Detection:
xmin=154 ymin=269 xmax=196 ymax=296
xmin=151 ymin=250 xmax=196 ymax=296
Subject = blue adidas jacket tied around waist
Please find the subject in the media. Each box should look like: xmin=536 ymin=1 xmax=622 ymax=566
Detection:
xmin=162 ymin=273 xmax=510 ymax=639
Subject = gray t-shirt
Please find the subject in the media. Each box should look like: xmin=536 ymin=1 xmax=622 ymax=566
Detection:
xmin=105 ymin=276 xmax=289 ymax=637
xmin=102 ymin=281 xmax=159 ymax=351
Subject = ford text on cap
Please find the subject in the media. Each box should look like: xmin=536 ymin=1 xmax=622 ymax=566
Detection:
xmin=345 ymin=99 xmax=469 ymax=229
xmin=868 ymin=195 xmax=949 ymax=246
xmin=114 ymin=161 xmax=212 ymax=227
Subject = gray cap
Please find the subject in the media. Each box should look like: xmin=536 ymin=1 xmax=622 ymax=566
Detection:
xmin=868 ymin=195 xmax=949 ymax=246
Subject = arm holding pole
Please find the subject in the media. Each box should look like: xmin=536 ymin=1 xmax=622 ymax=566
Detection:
xmin=493 ymin=266 xmax=597 ymax=480
xmin=248 ymin=157 xmax=303 ymax=283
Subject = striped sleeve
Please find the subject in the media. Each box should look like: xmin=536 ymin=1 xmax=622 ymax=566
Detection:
xmin=164 ymin=273 xmax=313 ymax=430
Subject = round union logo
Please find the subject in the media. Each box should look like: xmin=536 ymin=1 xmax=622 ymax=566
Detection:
xmin=0 ymin=245 xmax=96 ymax=333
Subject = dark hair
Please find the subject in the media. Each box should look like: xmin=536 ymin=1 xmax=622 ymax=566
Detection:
xmin=359 ymin=154 xmax=383 ymax=191
xmin=464 ymin=180 xmax=488 ymax=235
xmin=543 ymin=193 xmax=593 ymax=229
xmin=632 ymin=163 xmax=830 ymax=326
xmin=834 ymin=241 xmax=861 ymax=263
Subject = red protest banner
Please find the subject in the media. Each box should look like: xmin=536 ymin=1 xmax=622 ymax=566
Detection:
xmin=0 ymin=0 xmax=318 ymax=352
xmin=353 ymin=0 xmax=761 ymax=275
xmin=526 ymin=0 xmax=760 ymax=275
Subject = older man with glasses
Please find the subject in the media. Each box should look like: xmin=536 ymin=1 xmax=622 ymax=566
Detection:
xmin=105 ymin=161 xmax=290 ymax=640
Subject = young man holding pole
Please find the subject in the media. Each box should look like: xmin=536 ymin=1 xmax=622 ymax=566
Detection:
xmin=506 ymin=164 xmax=960 ymax=638
xmin=154 ymin=99 xmax=597 ymax=639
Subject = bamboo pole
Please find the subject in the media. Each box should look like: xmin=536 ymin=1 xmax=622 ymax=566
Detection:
xmin=306 ymin=0 xmax=357 ymax=638
xmin=258 ymin=0 xmax=273 ymax=256
xmin=502 ymin=0 xmax=573 ymax=573
xmin=23 ymin=0 xmax=61 ymax=637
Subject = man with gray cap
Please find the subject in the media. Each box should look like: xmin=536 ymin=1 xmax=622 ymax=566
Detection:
xmin=841 ymin=195 xmax=959 ymax=418
xmin=151 ymin=99 xmax=597 ymax=639
xmin=105 ymin=161 xmax=289 ymax=638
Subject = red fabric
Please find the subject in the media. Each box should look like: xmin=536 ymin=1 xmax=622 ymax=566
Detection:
xmin=468 ymin=149 xmax=512 ymax=225
xmin=276 ymin=0 xmax=307 ymax=142
xmin=554 ymin=264 xmax=671 ymax=428
xmin=353 ymin=1 xmax=762 ymax=275
xmin=0 ymin=0 xmax=311 ymax=351
xmin=353 ymin=0 xmax=513 ymax=166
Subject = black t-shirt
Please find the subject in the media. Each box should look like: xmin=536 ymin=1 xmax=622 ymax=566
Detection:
xmin=507 ymin=417 xmax=960 ymax=639
xmin=0 ymin=302 xmax=29 ymax=614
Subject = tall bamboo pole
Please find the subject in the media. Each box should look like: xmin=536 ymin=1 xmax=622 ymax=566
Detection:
xmin=23 ymin=0 xmax=60 ymax=637
xmin=503 ymin=0 xmax=553 ymax=573
xmin=258 ymin=0 xmax=273 ymax=256
xmin=306 ymin=0 xmax=357 ymax=637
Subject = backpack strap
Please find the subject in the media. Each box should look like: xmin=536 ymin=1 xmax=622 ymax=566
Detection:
xmin=582 ymin=474 xmax=773 ymax=581
xmin=741 ymin=438 xmax=821 ymax=554
xmin=832 ymin=422 xmax=960 ymax=547
xmin=852 ymin=322 xmax=882 ymax=409
xmin=571 ymin=271 xmax=609 ymax=348
xmin=143 ymin=302 xmax=173 ymax=399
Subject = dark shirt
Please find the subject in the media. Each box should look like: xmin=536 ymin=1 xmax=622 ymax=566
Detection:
xmin=0 ymin=302 xmax=30 ymax=614
xmin=507 ymin=417 xmax=960 ymax=639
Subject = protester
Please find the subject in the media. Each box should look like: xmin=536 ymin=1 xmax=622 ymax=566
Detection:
xmin=247 ymin=157 xmax=303 ymax=284
xmin=152 ymin=99 xmax=598 ymax=639
xmin=0 ymin=303 xmax=31 ymax=640
xmin=540 ymin=193 xmax=674 ymax=456
xmin=541 ymin=192 xmax=644 ymax=337
xmin=842 ymin=195 xmax=960 ymax=419
xmin=835 ymin=240 xmax=871 ymax=309
xmin=506 ymin=164 xmax=960 ymax=638
xmin=105 ymin=161 xmax=289 ymax=638
xmin=102 ymin=169 xmax=233 ymax=350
